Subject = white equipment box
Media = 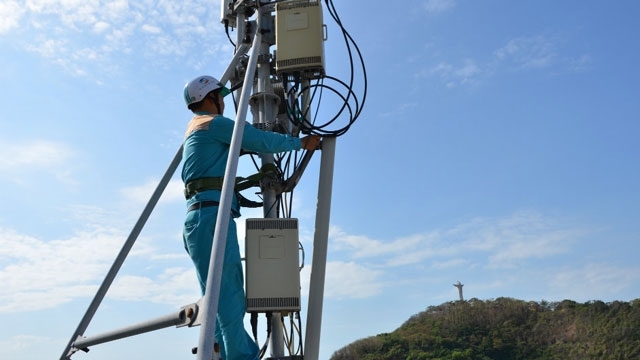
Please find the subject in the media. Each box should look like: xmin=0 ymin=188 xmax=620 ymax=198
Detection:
xmin=275 ymin=0 xmax=325 ymax=78
xmin=245 ymin=218 xmax=301 ymax=312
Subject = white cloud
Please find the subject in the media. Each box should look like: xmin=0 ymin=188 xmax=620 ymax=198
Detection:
xmin=0 ymin=226 xmax=124 ymax=313
xmin=431 ymin=258 xmax=469 ymax=269
xmin=426 ymin=59 xmax=481 ymax=88
xmin=26 ymin=38 xmax=68 ymax=58
xmin=93 ymin=20 xmax=110 ymax=33
xmin=419 ymin=33 xmax=588 ymax=89
xmin=104 ymin=0 xmax=129 ymax=17
xmin=0 ymin=139 xmax=71 ymax=168
xmin=494 ymin=35 xmax=557 ymax=70
xmin=549 ymin=263 xmax=640 ymax=301
xmin=424 ymin=0 xmax=455 ymax=14
xmin=0 ymin=208 xmax=197 ymax=314
xmin=25 ymin=0 xmax=57 ymax=13
xmin=486 ymin=229 xmax=576 ymax=268
xmin=142 ymin=24 xmax=163 ymax=34
xmin=8 ymin=0 xmax=224 ymax=77
xmin=330 ymin=211 xmax=586 ymax=270
xmin=0 ymin=139 xmax=76 ymax=184
xmin=322 ymin=261 xmax=384 ymax=299
xmin=0 ymin=335 xmax=56 ymax=357
xmin=567 ymin=54 xmax=592 ymax=72
xmin=0 ymin=1 xmax=25 ymax=34
xmin=430 ymin=62 xmax=453 ymax=75
xmin=120 ymin=178 xmax=184 ymax=205
xmin=454 ymin=59 xmax=481 ymax=83
xmin=109 ymin=267 xmax=200 ymax=306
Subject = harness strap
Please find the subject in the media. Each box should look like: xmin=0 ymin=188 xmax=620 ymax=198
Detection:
xmin=234 ymin=163 xmax=278 ymax=191
xmin=184 ymin=164 xmax=279 ymax=208
xmin=184 ymin=177 xmax=224 ymax=199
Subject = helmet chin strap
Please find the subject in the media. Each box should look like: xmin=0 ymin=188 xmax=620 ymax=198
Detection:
xmin=208 ymin=93 xmax=222 ymax=115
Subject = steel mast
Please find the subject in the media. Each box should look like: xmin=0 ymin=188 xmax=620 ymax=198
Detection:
xmin=253 ymin=3 xmax=287 ymax=357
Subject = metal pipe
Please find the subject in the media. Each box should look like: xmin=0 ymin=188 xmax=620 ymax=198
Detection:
xmin=72 ymin=309 xmax=187 ymax=350
xmin=59 ymin=146 xmax=183 ymax=360
xmin=195 ymin=30 xmax=263 ymax=360
xmin=251 ymin=7 xmax=287 ymax=356
xmin=304 ymin=136 xmax=336 ymax=360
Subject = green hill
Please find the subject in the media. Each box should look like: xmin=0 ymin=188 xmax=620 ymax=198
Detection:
xmin=329 ymin=298 xmax=640 ymax=360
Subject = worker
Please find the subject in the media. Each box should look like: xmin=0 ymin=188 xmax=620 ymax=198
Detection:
xmin=181 ymin=75 xmax=320 ymax=360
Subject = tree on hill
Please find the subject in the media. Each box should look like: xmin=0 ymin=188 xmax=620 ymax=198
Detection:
xmin=330 ymin=298 xmax=640 ymax=360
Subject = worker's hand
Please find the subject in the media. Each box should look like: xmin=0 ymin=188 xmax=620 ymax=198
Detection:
xmin=301 ymin=135 xmax=321 ymax=150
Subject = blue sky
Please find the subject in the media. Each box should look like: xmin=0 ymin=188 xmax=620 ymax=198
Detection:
xmin=1 ymin=0 xmax=639 ymax=359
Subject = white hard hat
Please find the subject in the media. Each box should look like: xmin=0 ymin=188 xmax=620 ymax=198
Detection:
xmin=183 ymin=75 xmax=231 ymax=106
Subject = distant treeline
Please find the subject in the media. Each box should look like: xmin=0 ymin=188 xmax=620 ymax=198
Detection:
xmin=330 ymin=297 xmax=640 ymax=360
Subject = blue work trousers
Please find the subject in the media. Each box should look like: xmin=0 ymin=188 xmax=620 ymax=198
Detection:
xmin=183 ymin=206 xmax=259 ymax=360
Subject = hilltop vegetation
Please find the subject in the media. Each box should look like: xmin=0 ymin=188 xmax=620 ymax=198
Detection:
xmin=330 ymin=297 xmax=640 ymax=360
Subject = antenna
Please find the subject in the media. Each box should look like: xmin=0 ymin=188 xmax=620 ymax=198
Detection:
xmin=453 ymin=281 xmax=464 ymax=301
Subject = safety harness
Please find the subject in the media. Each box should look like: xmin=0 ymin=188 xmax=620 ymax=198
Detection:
xmin=184 ymin=164 xmax=279 ymax=208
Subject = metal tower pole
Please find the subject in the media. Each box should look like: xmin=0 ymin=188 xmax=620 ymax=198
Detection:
xmin=196 ymin=30 xmax=263 ymax=360
xmin=239 ymin=5 xmax=288 ymax=357
xmin=304 ymin=136 xmax=336 ymax=360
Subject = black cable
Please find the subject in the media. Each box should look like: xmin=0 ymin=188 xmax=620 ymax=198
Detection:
xmin=297 ymin=311 xmax=304 ymax=356
xmin=224 ymin=20 xmax=237 ymax=48
xmin=222 ymin=0 xmax=367 ymax=209
xmin=251 ymin=312 xmax=259 ymax=342
xmin=258 ymin=312 xmax=273 ymax=359
xmin=276 ymin=0 xmax=367 ymax=138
